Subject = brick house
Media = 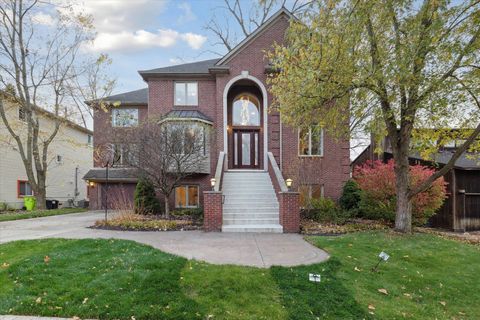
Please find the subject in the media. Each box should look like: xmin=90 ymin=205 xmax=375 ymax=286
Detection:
xmin=84 ymin=8 xmax=350 ymax=233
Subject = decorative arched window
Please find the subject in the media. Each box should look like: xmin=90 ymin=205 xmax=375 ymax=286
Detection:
xmin=232 ymin=94 xmax=260 ymax=126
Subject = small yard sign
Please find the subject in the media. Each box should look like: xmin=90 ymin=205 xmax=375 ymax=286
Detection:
xmin=309 ymin=273 xmax=321 ymax=282
xmin=372 ymin=251 xmax=390 ymax=272
xmin=379 ymin=251 xmax=390 ymax=261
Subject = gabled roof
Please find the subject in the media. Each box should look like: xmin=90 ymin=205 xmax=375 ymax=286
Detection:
xmin=0 ymin=90 xmax=93 ymax=135
xmin=139 ymin=59 xmax=220 ymax=79
xmin=406 ymin=150 xmax=480 ymax=170
xmin=102 ymin=88 xmax=148 ymax=105
xmin=159 ymin=110 xmax=213 ymax=125
xmin=215 ymin=7 xmax=296 ymax=66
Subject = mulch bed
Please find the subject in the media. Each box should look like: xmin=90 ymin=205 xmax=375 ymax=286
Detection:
xmin=301 ymin=218 xmax=391 ymax=235
xmin=92 ymin=213 xmax=203 ymax=232
xmin=91 ymin=223 xmax=202 ymax=232
xmin=416 ymin=227 xmax=480 ymax=245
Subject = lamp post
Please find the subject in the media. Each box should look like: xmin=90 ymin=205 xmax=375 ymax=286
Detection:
xmin=286 ymin=178 xmax=293 ymax=191
xmin=210 ymin=178 xmax=216 ymax=191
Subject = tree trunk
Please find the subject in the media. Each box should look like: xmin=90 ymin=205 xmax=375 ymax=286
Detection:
xmin=35 ymin=170 xmax=47 ymax=210
xmin=35 ymin=186 xmax=47 ymax=210
xmin=164 ymin=194 xmax=170 ymax=218
xmin=394 ymin=154 xmax=412 ymax=233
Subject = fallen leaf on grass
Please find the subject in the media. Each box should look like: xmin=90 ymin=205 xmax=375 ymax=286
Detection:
xmin=378 ymin=288 xmax=388 ymax=295
xmin=82 ymin=297 xmax=88 ymax=304
xmin=403 ymin=293 xmax=411 ymax=298
xmin=35 ymin=297 xmax=42 ymax=304
xmin=439 ymin=301 xmax=446 ymax=306
xmin=354 ymin=267 xmax=361 ymax=272
xmin=44 ymin=256 xmax=50 ymax=264
xmin=1 ymin=262 xmax=9 ymax=268
xmin=368 ymin=304 xmax=376 ymax=310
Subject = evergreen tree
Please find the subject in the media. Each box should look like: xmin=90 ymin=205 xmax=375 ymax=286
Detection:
xmin=134 ymin=178 xmax=161 ymax=215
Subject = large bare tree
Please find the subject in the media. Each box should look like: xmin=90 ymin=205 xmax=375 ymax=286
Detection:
xmin=204 ymin=0 xmax=316 ymax=53
xmin=0 ymin=0 xmax=108 ymax=209
xmin=114 ymin=120 xmax=210 ymax=217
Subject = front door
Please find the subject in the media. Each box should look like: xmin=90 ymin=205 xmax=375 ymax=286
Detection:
xmin=233 ymin=129 xmax=259 ymax=169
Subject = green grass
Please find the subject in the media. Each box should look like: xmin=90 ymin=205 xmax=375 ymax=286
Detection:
xmin=0 ymin=208 xmax=88 ymax=222
xmin=0 ymin=232 xmax=479 ymax=319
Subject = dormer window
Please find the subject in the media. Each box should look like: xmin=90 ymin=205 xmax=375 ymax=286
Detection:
xmin=175 ymin=82 xmax=198 ymax=106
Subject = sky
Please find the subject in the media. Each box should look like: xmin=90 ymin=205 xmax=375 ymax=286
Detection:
xmin=68 ymin=0 xmax=257 ymax=95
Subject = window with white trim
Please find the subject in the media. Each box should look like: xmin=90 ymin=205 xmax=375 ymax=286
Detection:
xmin=174 ymin=82 xmax=198 ymax=106
xmin=299 ymin=127 xmax=324 ymax=156
xmin=112 ymin=108 xmax=138 ymax=127
xmin=175 ymin=185 xmax=199 ymax=208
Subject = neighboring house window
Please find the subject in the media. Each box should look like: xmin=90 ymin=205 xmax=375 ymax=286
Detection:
xmin=174 ymin=82 xmax=198 ymax=106
xmin=175 ymin=185 xmax=199 ymax=208
xmin=87 ymin=134 xmax=93 ymax=146
xmin=112 ymin=144 xmax=138 ymax=166
xmin=299 ymin=184 xmax=324 ymax=207
xmin=56 ymin=155 xmax=63 ymax=164
xmin=18 ymin=106 xmax=26 ymax=121
xmin=299 ymin=127 xmax=324 ymax=156
xmin=112 ymin=108 xmax=138 ymax=127
xmin=18 ymin=180 xmax=33 ymax=198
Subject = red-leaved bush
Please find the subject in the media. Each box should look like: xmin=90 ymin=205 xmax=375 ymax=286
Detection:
xmin=353 ymin=160 xmax=447 ymax=226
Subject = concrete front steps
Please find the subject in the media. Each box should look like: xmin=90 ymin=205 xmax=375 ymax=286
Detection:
xmin=221 ymin=170 xmax=282 ymax=233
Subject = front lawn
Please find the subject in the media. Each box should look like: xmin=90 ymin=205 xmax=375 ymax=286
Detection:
xmin=0 ymin=208 xmax=88 ymax=222
xmin=0 ymin=232 xmax=479 ymax=319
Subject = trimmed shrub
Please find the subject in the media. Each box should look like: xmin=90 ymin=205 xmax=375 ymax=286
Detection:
xmin=304 ymin=198 xmax=351 ymax=225
xmin=354 ymin=160 xmax=447 ymax=226
xmin=170 ymin=208 xmax=203 ymax=221
xmin=134 ymin=178 xmax=161 ymax=215
xmin=339 ymin=179 xmax=362 ymax=212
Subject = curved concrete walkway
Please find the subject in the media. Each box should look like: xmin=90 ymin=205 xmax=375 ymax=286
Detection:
xmin=0 ymin=211 xmax=329 ymax=268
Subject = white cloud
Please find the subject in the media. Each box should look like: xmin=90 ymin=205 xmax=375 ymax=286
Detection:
xmin=180 ymin=33 xmax=207 ymax=50
xmin=177 ymin=2 xmax=196 ymax=24
xmin=31 ymin=12 xmax=56 ymax=26
xmin=64 ymin=0 xmax=168 ymax=33
xmin=89 ymin=29 xmax=206 ymax=52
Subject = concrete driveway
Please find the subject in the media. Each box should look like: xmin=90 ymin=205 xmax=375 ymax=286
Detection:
xmin=0 ymin=211 xmax=329 ymax=268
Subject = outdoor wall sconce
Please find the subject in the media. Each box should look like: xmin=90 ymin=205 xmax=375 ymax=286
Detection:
xmin=210 ymin=178 xmax=216 ymax=190
xmin=286 ymin=178 xmax=293 ymax=190
xmin=88 ymin=181 xmax=95 ymax=187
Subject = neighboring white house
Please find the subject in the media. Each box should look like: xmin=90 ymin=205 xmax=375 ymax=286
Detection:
xmin=0 ymin=95 xmax=93 ymax=209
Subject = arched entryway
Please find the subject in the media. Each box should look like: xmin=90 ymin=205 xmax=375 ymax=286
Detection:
xmin=225 ymin=78 xmax=266 ymax=169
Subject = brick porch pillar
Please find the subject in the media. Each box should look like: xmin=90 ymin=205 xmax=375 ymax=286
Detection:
xmin=203 ymin=191 xmax=223 ymax=232
xmin=278 ymin=192 xmax=300 ymax=233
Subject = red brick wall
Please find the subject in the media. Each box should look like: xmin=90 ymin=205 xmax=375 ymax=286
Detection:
xmin=93 ymin=105 xmax=148 ymax=167
xmin=279 ymin=192 xmax=300 ymax=233
xmin=89 ymin=12 xmax=350 ymax=222
xmin=214 ymin=16 xmax=290 ymax=163
xmin=203 ymin=191 xmax=222 ymax=231
xmin=281 ymin=127 xmax=350 ymax=200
